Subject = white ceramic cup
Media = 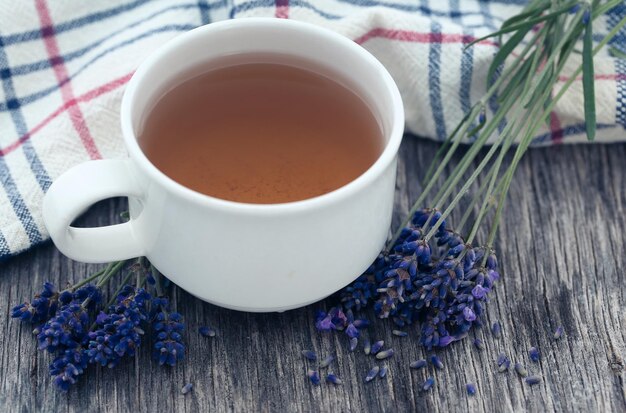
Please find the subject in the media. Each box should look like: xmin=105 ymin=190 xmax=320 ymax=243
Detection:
xmin=43 ymin=18 xmax=404 ymax=312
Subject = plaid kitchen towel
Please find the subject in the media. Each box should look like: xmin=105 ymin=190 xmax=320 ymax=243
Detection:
xmin=0 ymin=0 xmax=625 ymax=260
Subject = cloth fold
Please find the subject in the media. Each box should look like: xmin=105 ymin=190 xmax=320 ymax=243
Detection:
xmin=0 ymin=0 xmax=625 ymax=260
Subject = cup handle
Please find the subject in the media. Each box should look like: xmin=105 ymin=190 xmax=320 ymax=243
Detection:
xmin=42 ymin=159 xmax=145 ymax=263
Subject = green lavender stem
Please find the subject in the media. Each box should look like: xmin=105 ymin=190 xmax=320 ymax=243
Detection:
xmin=483 ymin=13 xmax=626 ymax=260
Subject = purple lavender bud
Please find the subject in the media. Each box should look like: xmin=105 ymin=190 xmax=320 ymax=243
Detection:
xmin=430 ymin=355 xmax=444 ymax=370
xmin=363 ymin=339 xmax=371 ymax=355
xmin=423 ymin=377 xmax=435 ymax=391
xmin=392 ymin=330 xmax=408 ymax=337
xmin=497 ymin=352 xmax=507 ymax=365
xmin=365 ymin=366 xmax=380 ymax=382
xmin=410 ymin=359 xmax=427 ymax=369
xmin=473 ymin=338 xmax=484 ymax=351
xmin=497 ymin=353 xmax=510 ymax=372
xmin=492 ymin=322 xmax=502 ymax=338
xmin=319 ymin=355 xmax=334 ymax=368
xmin=198 ymin=326 xmax=216 ymax=337
xmin=307 ymin=370 xmax=321 ymax=385
xmin=371 ymin=340 xmax=384 ymax=354
xmin=376 ymin=349 xmax=394 ymax=360
xmin=326 ymin=373 xmax=343 ymax=385
xmin=346 ymin=323 xmax=359 ymax=338
xmin=514 ymin=362 xmax=528 ymax=377
xmin=349 ymin=337 xmax=358 ymax=352
xmin=438 ymin=335 xmax=454 ymax=347
xmin=554 ymin=326 xmax=564 ymax=340
xmin=353 ymin=319 xmax=369 ymax=328
xmin=471 ymin=285 xmax=487 ymax=299
xmin=570 ymin=4 xmax=581 ymax=14
xmin=463 ymin=307 xmax=477 ymax=322
xmin=181 ymin=383 xmax=193 ymax=395
xmin=301 ymin=350 xmax=317 ymax=361
xmin=466 ymin=383 xmax=477 ymax=396
xmin=525 ymin=375 xmax=541 ymax=386
xmin=478 ymin=110 xmax=486 ymax=124
xmin=582 ymin=9 xmax=590 ymax=25
xmin=379 ymin=366 xmax=388 ymax=378
xmin=529 ymin=347 xmax=540 ymax=362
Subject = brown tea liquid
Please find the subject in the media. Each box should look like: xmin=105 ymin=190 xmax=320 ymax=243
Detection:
xmin=139 ymin=60 xmax=383 ymax=204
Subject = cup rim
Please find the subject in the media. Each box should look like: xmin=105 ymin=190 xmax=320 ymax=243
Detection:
xmin=121 ymin=18 xmax=404 ymax=214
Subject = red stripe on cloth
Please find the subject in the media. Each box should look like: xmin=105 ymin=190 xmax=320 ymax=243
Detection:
xmin=275 ymin=0 xmax=289 ymax=19
xmin=557 ymin=73 xmax=626 ymax=82
xmin=354 ymin=28 xmax=499 ymax=46
xmin=0 ymin=73 xmax=133 ymax=157
xmin=549 ymin=112 xmax=564 ymax=143
xmin=35 ymin=0 xmax=102 ymax=160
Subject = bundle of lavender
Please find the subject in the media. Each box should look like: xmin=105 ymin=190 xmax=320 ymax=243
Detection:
xmin=315 ymin=0 xmax=626 ymax=349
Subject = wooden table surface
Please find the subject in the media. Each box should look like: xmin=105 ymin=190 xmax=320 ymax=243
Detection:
xmin=1 ymin=137 xmax=625 ymax=412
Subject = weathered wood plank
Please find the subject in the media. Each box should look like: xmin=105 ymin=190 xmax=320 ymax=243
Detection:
xmin=0 ymin=137 xmax=625 ymax=412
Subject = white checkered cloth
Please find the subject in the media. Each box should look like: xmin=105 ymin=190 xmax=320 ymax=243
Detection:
xmin=0 ymin=0 xmax=625 ymax=260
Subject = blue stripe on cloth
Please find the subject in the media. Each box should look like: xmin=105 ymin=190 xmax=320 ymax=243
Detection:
xmin=532 ymin=123 xmax=615 ymax=144
xmin=428 ymin=21 xmax=447 ymax=141
xmin=7 ymin=4 xmax=212 ymax=77
xmin=0 ymin=226 xmax=10 ymax=257
xmin=337 ymin=0 xmax=505 ymax=22
xmin=0 ymin=24 xmax=196 ymax=113
xmin=231 ymin=0 xmax=342 ymax=19
xmin=460 ymin=42 xmax=474 ymax=123
xmin=478 ymin=0 xmax=498 ymax=31
xmin=616 ymin=60 xmax=626 ymax=129
xmin=448 ymin=0 xmax=475 ymax=126
xmin=0 ymin=0 xmax=152 ymax=46
xmin=0 ymin=155 xmax=43 ymax=245
xmin=198 ymin=0 xmax=212 ymax=24
xmin=0 ymin=39 xmax=45 ymax=245
xmin=0 ymin=41 xmax=51 ymax=193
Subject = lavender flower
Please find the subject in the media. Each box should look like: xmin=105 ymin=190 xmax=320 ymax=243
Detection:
xmin=466 ymin=383 xmax=477 ymax=396
xmin=86 ymin=286 xmax=150 ymax=368
xmin=473 ymin=338 xmax=484 ymax=351
xmin=525 ymin=375 xmax=541 ymax=386
xmin=153 ymin=313 xmax=185 ymax=366
xmin=554 ymin=326 xmax=564 ymax=340
xmin=514 ymin=362 xmax=528 ymax=377
xmin=37 ymin=302 xmax=89 ymax=353
xmin=319 ymin=355 xmax=334 ymax=368
xmin=492 ymin=322 xmax=502 ymax=338
xmin=317 ymin=209 xmax=500 ymax=351
xmin=181 ymin=383 xmax=193 ymax=395
xmin=152 ymin=297 xmax=185 ymax=366
xmin=423 ymin=377 xmax=435 ymax=391
xmin=307 ymin=370 xmax=321 ymax=385
xmin=410 ymin=359 xmax=427 ymax=369
xmin=376 ymin=349 xmax=394 ymax=360
xmin=529 ymin=347 xmax=540 ymax=362
xmin=365 ymin=366 xmax=380 ymax=382
xmin=430 ymin=355 xmax=444 ymax=370
xmin=49 ymin=347 xmax=88 ymax=392
xmin=363 ymin=339 xmax=371 ymax=355
xmin=349 ymin=337 xmax=358 ymax=352
xmin=379 ymin=366 xmax=388 ymax=378
xmin=392 ymin=330 xmax=408 ymax=337
xmin=198 ymin=326 xmax=216 ymax=337
xmin=11 ymin=282 xmax=58 ymax=324
xmin=371 ymin=340 xmax=384 ymax=354
xmin=497 ymin=352 xmax=510 ymax=372
xmin=301 ymin=350 xmax=317 ymax=361
xmin=326 ymin=373 xmax=342 ymax=385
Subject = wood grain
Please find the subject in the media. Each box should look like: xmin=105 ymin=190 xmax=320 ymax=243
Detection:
xmin=0 ymin=137 xmax=625 ymax=412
